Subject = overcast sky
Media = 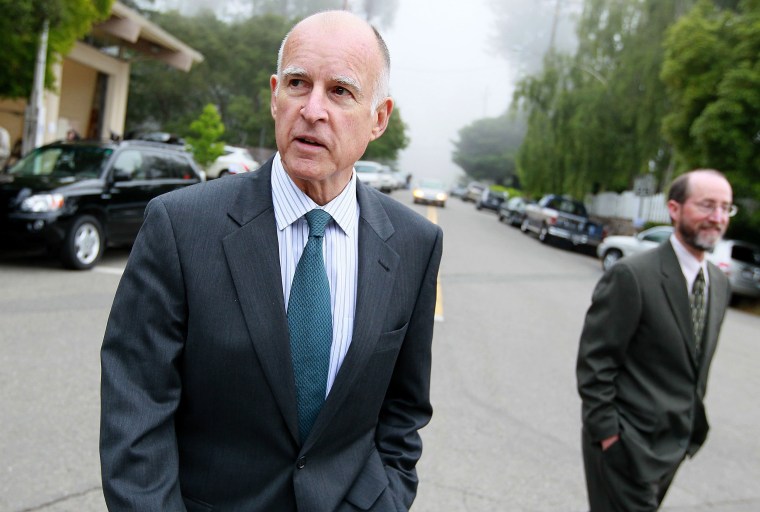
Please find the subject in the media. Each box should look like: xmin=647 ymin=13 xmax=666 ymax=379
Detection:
xmin=383 ymin=0 xmax=515 ymax=186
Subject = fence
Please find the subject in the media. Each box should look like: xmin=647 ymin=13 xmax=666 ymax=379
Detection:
xmin=586 ymin=191 xmax=671 ymax=234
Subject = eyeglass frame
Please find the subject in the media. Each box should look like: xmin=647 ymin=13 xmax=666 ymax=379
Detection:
xmin=686 ymin=199 xmax=738 ymax=218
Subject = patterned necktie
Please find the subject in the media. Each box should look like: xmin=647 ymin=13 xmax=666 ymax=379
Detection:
xmin=690 ymin=268 xmax=706 ymax=355
xmin=287 ymin=209 xmax=333 ymax=442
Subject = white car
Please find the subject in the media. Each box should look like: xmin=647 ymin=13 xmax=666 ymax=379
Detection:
xmin=205 ymin=145 xmax=259 ymax=179
xmin=354 ymin=160 xmax=387 ymax=191
xmin=596 ymin=225 xmax=674 ymax=271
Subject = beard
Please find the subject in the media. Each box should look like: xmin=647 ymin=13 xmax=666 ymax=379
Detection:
xmin=677 ymin=220 xmax=725 ymax=252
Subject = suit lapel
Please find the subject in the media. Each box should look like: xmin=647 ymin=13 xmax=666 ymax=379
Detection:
xmin=659 ymin=243 xmax=699 ymax=369
xmin=305 ymin=182 xmax=400 ymax=447
xmin=222 ymin=161 xmax=300 ymax=443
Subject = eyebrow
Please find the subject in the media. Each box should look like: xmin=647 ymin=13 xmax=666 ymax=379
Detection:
xmin=281 ymin=66 xmax=363 ymax=98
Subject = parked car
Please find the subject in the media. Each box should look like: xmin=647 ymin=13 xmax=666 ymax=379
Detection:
xmin=376 ymin=165 xmax=397 ymax=193
xmin=412 ymin=179 xmax=448 ymax=207
xmin=354 ymin=160 xmax=387 ymax=191
xmin=498 ymin=196 xmax=530 ymax=227
xmin=521 ymin=194 xmax=606 ymax=250
xmin=462 ymin=182 xmax=486 ymax=202
xmin=0 ymin=139 xmax=203 ymax=269
xmin=476 ymin=189 xmax=506 ymax=213
xmin=597 ymin=225 xmax=674 ymax=271
xmin=708 ymin=239 xmax=760 ymax=299
xmin=205 ymin=145 xmax=259 ymax=179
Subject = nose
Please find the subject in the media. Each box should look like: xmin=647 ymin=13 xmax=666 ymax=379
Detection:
xmin=300 ymin=90 xmax=328 ymax=123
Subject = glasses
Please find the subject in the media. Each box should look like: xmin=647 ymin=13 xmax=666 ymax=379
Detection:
xmin=689 ymin=200 xmax=738 ymax=217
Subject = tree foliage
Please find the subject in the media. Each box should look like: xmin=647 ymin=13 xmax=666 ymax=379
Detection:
xmin=186 ymin=104 xmax=225 ymax=168
xmin=452 ymin=114 xmax=525 ymax=186
xmin=662 ymin=0 xmax=760 ymax=239
xmin=0 ymin=0 xmax=113 ymax=98
xmin=126 ymin=8 xmax=409 ymax=162
xmin=512 ymin=0 xmax=694 ymax=199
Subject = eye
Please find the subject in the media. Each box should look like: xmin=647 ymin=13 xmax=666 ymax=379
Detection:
xmin=334 ymin=86 xmax=349 ymax=96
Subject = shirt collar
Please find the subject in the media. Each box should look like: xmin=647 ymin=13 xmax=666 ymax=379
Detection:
xmin=271 ymin=152 xmax=358 ymax=235
xmin=670 ymin=234 xmax=709 ymax=287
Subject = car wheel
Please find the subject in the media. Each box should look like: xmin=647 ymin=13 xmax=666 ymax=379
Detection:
xmin=61 ymin=215 xmax=104 ymax=270
xmin=602 ymin=249 xmax=623 ymax=271
xmin=218 ymin=169 xmax=229 ymax=178
xmin=476 ymin=203 xmax=482 ymax=210
xmin=440 ymin=201 xmax=446 ymax=208
xmin=538 ymin=224 xmax=551 ymax=244
xmin=520 ymin=219 xmax=529 ymax=233
xmin=498 ymin=212 xmax=505 ymax=222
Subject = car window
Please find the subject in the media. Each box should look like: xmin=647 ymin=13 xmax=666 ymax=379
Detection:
xmin=9 ymin=145 xmax=111 ymax=178
xmin=113 ymin=150 xmax=145 ymax=180
xmin=731 ymin=244 xmax=760 ymax=265
xmin=642 ymin=229 xmax=671 ymax=243
xmin=142 ymin=151 xmax=196 ymax=180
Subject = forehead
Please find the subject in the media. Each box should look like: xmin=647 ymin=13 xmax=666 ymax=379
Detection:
xmin=283 ymin=20 xmax=381 ymax=83
xmin=688 ymin=172 xmax=733 ymax=202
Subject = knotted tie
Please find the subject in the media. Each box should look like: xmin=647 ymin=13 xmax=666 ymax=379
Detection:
xmin=287 ymin=209 xmax=333 ymax=441
xmin=690 ymin=268 xmax=706 ymax=355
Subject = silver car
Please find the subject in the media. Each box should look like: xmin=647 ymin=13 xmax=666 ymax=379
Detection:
xmin=597 ymin=225 xmax=674 ymax=271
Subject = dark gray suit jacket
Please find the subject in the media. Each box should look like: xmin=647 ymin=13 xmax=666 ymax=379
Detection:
xmin=577 ymin=241 xmax=730 ymax=481
xmin=100 ymin=159 xmax=443 ymax=511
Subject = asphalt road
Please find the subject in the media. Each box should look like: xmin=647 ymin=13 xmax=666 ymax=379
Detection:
xmin=1 ymin=189 xmax=758 ymax=511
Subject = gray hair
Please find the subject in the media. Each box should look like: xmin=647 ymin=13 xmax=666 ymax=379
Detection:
xmin=275 ymin=12 xmax=391 ymax=111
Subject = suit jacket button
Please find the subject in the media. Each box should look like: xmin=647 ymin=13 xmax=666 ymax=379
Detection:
xmin=296 ymin=456 xmax=306 ymax=469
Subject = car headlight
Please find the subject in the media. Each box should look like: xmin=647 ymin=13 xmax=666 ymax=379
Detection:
xmin=413 ymin=189 xmax=424 ymax=198
xmin=20 ymin=193 xmax=65 ymax=213
xmin=436 ymin=193 xmax=448 ymax=201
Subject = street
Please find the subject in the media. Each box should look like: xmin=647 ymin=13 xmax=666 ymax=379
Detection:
xmin=1 ymin=190 xmax=759 ymax=512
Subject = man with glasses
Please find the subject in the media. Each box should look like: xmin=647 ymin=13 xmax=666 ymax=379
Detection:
xmin=576 ymin=169 xmax=734 ymax=511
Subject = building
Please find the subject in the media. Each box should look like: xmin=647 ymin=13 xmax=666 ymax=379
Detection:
xmin=0 ymin=2 xmax=203 ymax=154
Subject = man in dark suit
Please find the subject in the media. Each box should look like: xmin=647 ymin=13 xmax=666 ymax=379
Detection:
xmin=576 ymin=169 xmax=735 ymax=511
xmin=100 ymin=11 xmax=442 ymax=511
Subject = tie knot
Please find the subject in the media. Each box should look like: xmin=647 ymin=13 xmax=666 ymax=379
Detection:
xmin=305 ymin=209 xmax=332 ymax=237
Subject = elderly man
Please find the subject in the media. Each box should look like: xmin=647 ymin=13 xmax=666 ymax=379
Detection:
xmin=577 ymin=169 xmax=734 ymax=511
xmin=100 ymin=11 xmax=442 ymax=511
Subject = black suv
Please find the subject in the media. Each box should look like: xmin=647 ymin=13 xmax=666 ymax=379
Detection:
xmin=0 ymin=139 xmax=203 ymax=269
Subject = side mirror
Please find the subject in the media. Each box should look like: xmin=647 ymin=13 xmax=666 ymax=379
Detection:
xmin=111 ymin=168 xmax=132 ymax=182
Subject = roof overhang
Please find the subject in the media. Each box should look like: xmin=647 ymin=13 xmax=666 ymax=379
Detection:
xmin=90 ymin=1 xmax=204 ymax=72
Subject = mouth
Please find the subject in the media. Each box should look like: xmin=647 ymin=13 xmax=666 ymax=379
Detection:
xmin=295 ymin=135 xmax=326 ymax=148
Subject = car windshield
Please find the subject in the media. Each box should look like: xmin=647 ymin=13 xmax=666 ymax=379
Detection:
xmin=419 ymin=180 xmax=444 ymax=189
xmin=8 ymin=145 xmax=112 ymax=179
xmin=731 ymin=244 xmax=760 ymax=266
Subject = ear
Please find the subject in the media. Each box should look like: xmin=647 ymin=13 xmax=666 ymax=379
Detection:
xmin=369 ymin=97 xmax=394 ymax=142
xmin=667 ymin=199 xmax=680 ymax=224
xmin=270 ymin=75 xmax=279 ymax=119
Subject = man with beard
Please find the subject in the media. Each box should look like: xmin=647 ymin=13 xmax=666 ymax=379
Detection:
xmin=576 ymin=169 xmax=735 ymax=511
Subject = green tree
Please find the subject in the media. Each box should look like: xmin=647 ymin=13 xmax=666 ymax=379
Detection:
xmin=186 ymin=104 xmax=225 ymax=168
xmin=0 ymin=0 xmax=113 ymax=98
xmin=452 ymin=114 xmax=525 ymax=186
xmin=662 ymin=0 xmax=760 ymax=241
xmin=361 ymin=105 xmax=410 ymax=162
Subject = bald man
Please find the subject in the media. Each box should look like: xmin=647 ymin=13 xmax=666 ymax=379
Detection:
xmin=100 ymin=11 xmax=442 ymax=511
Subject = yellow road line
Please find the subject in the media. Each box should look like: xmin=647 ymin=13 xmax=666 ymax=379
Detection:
xmin=427 ymin=206 xmax=444 ymax=322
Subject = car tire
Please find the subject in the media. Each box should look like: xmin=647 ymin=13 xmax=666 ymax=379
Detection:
xmin=520 ymin=219 xmax=530 ymax=233
xmin=61 ymin=215 xmax=104 ymax=270
xmin=538 ymin=224 xmax=551 ymax=244
xmin=602 ymin=249 xmax=623 ymax=271
xmin=498 ymin=212 xmax=505 ymax=222
xmin=218 ymin=170 xmax=229 ymax=178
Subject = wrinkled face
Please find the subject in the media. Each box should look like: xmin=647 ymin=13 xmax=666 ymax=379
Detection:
xmin=270 ymin=15 xmax=391 ymax=195
xmin=668 ymin=172 xmax=733 ymax=255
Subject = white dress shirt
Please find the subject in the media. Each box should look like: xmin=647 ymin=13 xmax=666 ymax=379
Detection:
xmin=670 ymin=235 xmax=709 ymax=294
xmin=271 ymin=153 xmax=359 ymax=395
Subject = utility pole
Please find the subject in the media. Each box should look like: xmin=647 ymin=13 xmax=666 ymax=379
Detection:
xmin=22 ymin=19 xmax=49 ymax=156
xmin=548 ymin=0 xmax=561 ymax=54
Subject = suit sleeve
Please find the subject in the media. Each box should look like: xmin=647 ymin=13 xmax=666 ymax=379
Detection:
xmin=375 ymin=226 xmax=443 ymax=510
xmin=100 ymin=198 xmax=187 ymax=511
xmin=576 ymin=262 xmax=642 ymax=443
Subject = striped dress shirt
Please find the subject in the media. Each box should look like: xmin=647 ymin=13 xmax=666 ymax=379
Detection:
xmin=271 ymin=153 xmax=359 ymax=395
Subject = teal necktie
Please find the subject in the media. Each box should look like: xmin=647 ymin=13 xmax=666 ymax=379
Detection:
xmin=690 ymin=268 xmax=706 ymax=355
xmin=287 ymin=209 xmax=332 ymax=441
